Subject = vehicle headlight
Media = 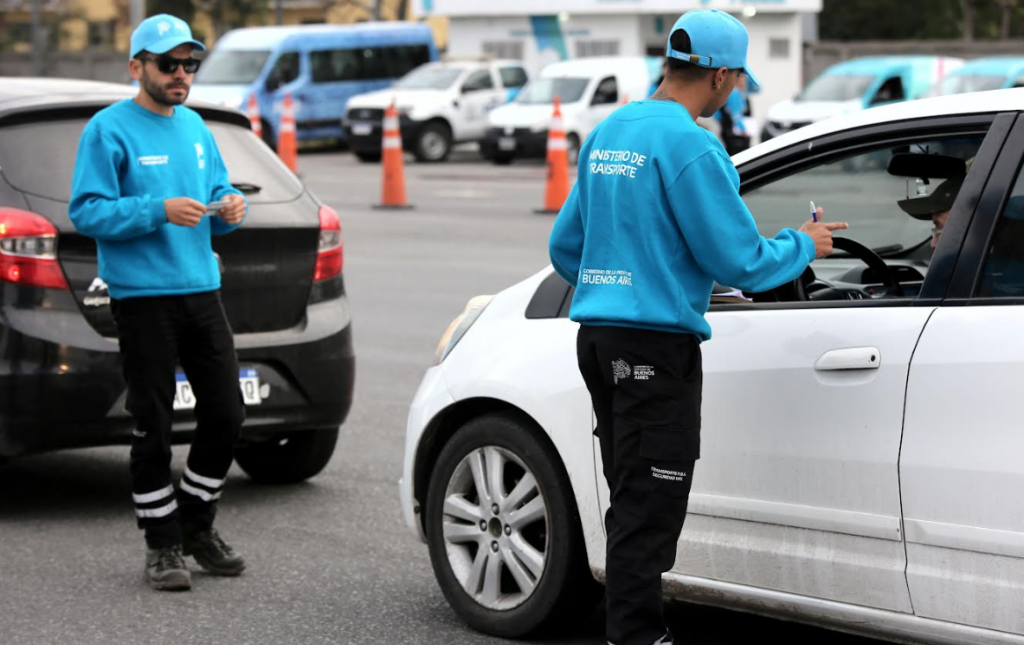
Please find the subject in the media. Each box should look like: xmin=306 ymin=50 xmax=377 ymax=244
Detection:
xmin=434 ymin=295 xmax=493 ymax=365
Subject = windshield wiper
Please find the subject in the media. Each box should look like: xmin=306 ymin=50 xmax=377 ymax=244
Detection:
xmin=231 ymin=182 xmax=262 ymax=194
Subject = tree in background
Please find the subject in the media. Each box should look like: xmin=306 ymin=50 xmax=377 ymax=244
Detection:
xmin=821 ymin=0 xmax=1024 ymax=41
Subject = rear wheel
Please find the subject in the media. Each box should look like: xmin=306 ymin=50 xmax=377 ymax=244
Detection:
xmin=424 ymin=413 xmax=601 ymax=637
xmin=235 ymin=427 xmax=339 ymax=484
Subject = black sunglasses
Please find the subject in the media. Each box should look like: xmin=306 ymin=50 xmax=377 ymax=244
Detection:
xmin=137 ymin=54 xmax=201 ymax=75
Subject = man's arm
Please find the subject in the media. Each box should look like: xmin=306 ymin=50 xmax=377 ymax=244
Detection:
xmin=548 ymin=183 xmax=585 ymax=285
xmin=68 ymin=127 xmax=167 ymax=241
xmin=668 ymin=150 xmax=816 ymax=293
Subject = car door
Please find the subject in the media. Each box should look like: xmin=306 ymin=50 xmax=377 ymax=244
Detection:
xmin=458 ymin=69 xmax=504 ymax=141
xmin=901 ymin=113 xmax=1024 ymax=635
xmin=581 ymin=76 xmax=619 ymax=139
xmin=591 ymin=116 xmax=1005 ymax=612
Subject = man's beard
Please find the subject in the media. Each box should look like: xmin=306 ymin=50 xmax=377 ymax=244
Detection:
xmin=142 ymin=70 xmax=189 ymax=106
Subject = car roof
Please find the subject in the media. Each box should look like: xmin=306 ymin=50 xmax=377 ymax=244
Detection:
xmin=214 ymin=21 xmax=433 ymax=50
xmin=948 ymin=56 xmax=1024 ymax=77
xmin=540 ymin=56 xmax=648 ymax=79
xmin=0 ymin=77 xmax=248 ymax=127
xmin=733 ymin=86 xmax=1024 ymax=166
xmin=822 ymin=56 xmax=949 ymax=76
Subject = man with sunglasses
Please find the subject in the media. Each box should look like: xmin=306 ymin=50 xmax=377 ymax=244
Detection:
xmin=69 ymin=14 xmax=248 ymax=592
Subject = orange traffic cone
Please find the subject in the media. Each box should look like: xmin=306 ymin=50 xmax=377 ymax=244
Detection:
xmin=277 ymin=92 xmax=298 ymax=173
xmin=535 ymin=96 xmax=570 ymax=215
xmin=247 ymin=92 xmax=263 ymax=140
xmin=373 ymin=99 xmax=413 ymax=210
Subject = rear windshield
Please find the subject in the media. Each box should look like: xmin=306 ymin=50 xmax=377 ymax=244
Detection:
xmin=0 ymin=113 xmax=302 ymax=203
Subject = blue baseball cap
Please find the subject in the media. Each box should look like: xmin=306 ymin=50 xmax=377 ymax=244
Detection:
xmin=666 ymin=10 xmax=760 ymax=93
xmin=130 ymin=14 xmax=205 ymax=59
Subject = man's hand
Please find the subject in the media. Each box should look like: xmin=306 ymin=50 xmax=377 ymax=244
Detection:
xmin=799 ymin=206 xmax=849 ymax=258
xmin=164 ymin=197 xmax=206 ymax=228
xmin=216 ymin=194 xmax=246 ymax=225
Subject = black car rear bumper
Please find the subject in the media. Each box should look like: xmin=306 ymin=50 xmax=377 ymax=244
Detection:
xmin=0 ymin=294 xmax=355 ymax=457
xmin=343 ymin=115 xmax=426 ymax=154
xmin=480 ymin=127 xmax=548 ymax=160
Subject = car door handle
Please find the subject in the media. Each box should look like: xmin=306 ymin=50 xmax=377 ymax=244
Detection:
xmin=814 ymin=347 xmax=881 ymax=371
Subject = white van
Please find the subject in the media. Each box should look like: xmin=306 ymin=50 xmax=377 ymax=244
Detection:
xmin=482 ymin=57 xmax=655 ymax=165
xmin=342 ymin=59 xmax=528 ymax=162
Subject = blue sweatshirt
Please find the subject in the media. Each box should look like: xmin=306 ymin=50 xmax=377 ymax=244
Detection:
xmin=69 ymin=99 xmax=244 ymax=299
xmin=548 ymin=100 xmax=815 ymax=341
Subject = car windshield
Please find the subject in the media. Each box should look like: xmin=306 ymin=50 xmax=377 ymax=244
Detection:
xmin=797 ymin=74 xmax=875 ymax=102
xmin=923 ymin=74 xmax=1005 ymax=97
xmin=515 ymin=78 xmax=590 ymax=104
xmin=194 ymin=49 xmax=273 ymax=85
xmin=393 ymin=66 xmax=464 ymax=90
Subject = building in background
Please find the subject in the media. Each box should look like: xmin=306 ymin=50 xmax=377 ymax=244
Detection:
xmin=415 ymin=0 xmax=822 ymax=129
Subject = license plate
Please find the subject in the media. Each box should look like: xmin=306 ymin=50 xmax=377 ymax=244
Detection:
xmin=498 ymin=136 xmax=516 ymax=151
xmin=351 ymin=122 xmax=373 ymax=136
xmin=173 ymin=369 xmax=261 ymax=410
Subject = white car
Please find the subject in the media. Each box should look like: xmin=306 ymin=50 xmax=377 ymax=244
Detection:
xmin=342 ymin=59 xmax=527 ymax=162
xmin=400 ymin=88 xmax=1024 ymax=643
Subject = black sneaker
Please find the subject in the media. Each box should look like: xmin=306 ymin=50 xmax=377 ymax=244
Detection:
xmin=183 ymin=528 xmax=246 ymax=576
xmin=145 ymin=545 xmax=192 ymax=591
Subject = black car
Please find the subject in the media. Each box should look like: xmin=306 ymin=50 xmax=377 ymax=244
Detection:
xmin=0 ymin=78 xmax=355 ymax=483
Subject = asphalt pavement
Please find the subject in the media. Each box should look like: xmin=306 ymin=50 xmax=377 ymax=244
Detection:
xmin=0 ymin=148 xmax=888 ymax=645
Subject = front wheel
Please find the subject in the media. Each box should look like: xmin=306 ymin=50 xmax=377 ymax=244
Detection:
xmin=413 ymin=121 xmax=453 ymax=162
xmin=234 ymin=427 xmax=339 ymax=484
xmin=424 ymin=413 xmax=601 ymax=638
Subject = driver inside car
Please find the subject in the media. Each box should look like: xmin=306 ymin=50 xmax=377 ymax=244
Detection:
xmin=897 ymin=174 xmax=966 ymax=252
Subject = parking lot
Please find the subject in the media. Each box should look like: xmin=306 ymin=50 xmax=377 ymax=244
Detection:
xmin=0 ymin=150 xmax=886 ymax=645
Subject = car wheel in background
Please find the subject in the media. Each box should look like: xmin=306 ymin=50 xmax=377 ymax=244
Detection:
xmin=234 ymin=426 xmax=339 ymax=484
xmin=425 ymin=413 xmax=601 ymax=638
xmin=414 ymin=121 xmax=453 ymax=162
xmin=354 ymin=150 xmax=382 ymax=163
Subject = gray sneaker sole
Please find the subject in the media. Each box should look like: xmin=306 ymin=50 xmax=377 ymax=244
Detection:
xmin=146 ymin=569 xmax=192 ymax=591
xmin=189 ymin=553 xmax=246 ymax=577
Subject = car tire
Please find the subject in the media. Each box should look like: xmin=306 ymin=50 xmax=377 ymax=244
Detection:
xmin=413 ymin=121 xmax=453 ymax=163
xmin=424 ymin=413 xmax=601 ymax=638
xmin=354 ymin=150 xmax=382 ymax=163
xmin=491 ymin=153 xmax=514 ymax=166
xmin=261 ymin=119 xmax=276 ymax=151
xmin=234 ymin=426 xmax=339 ymax=484
xmin=566 ymin=133 xmax=581 ymax=167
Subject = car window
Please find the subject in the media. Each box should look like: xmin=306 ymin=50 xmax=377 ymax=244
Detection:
xmin=311 ymin=45 xmax=430 ymax=83
xmin=0 ymin=116 xmax=302 ymax=204
xmin=462 ymin=70 xmax=494 ymax=92
xmin=269 ymin=52 xmax=300 ymax=86
xmin=591 ymin=76 xmax=618 ymax=105
xmin=871 ymin=76 xmax=905 ymax=104
xmin=194 ymin=49 xmax=272 ymax=85
xmin=499 ymin=67 xmax=527 ymax=89
xmin=742 ymin=135 xmax=985 ymax=263
xmin=977 ymin=165 xmax=1024 ymax=298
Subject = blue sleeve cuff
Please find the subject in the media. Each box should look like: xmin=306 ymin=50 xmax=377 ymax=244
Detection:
xmin=146 ymin=196 xmax=166 ymax=229
xmin=797 ymin=231 xmax=817 ymax=263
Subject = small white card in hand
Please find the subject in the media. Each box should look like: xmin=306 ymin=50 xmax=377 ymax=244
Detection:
xmin=205 ymin=200 xmax=229 ymax=216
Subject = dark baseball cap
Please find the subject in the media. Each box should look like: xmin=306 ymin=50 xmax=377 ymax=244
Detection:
xmin=897 ymin=175 xmax=965 ymax=220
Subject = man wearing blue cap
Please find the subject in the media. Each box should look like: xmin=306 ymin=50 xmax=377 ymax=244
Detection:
xmin=549 ymin=10 xmax=848 ymax=645
xmin=69 ymin=14 xmax=248 ymax=591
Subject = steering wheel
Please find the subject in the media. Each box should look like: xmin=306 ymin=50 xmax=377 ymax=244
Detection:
xmin=829 ymin=237 xmax=903 ymax=298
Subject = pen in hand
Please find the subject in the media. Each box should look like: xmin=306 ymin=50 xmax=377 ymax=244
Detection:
xmin=810 ymin=200 xmax=818 ymax=223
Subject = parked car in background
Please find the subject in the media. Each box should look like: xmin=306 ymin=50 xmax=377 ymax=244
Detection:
xmin=190 ymin=22 xmax=437 ymax=148
xmin=342 ymin=58 xmax=528 ymax=163
xmin=0 ymin=78 xmax=355 ymax=484
xmin=762 ymin=56 xmax=963 ymax=141
xmin=923 ymin=56 xmax=1024 ymax=97
xmin=481 ymin=56 xmax=657 ymax=165
xmin=403 ymin=86 xmax=1024 ymax=644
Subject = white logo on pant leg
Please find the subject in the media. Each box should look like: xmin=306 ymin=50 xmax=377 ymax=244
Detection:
xmin=195 ymin=143 xmax=205 ymax=169
xmin=612 ymin=359 xmax=631 ymax=384
xmin=634 ymin=365 xmax=655 ymax=380
xmin=651 ymin=467 xmax=687 ymax=482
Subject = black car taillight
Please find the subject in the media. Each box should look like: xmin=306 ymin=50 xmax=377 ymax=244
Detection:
xmin=314 ymin=205 xmax=342 ymax=282
xmin=0 ymin=207 xmax=69 ymax=290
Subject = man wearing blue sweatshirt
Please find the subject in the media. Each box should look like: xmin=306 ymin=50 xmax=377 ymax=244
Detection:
xmin=548 ymin=10 xmax=847 ymax=645
xmin=69 ymin=14 xmax=248 ymax=591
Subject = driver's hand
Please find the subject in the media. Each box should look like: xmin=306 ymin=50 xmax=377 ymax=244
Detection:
xmin=799 ymin=206 xmax=849 ymax=259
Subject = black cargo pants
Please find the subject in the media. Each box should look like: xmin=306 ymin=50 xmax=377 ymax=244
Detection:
xmin=111 ymin=291 xmax=245 ymax=549
xmin=577 ymin=325 xmax=701 ymax=645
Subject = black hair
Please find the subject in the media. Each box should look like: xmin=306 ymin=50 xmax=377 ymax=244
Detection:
xmin=665 ymin=29 xmax=715 ymax=83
